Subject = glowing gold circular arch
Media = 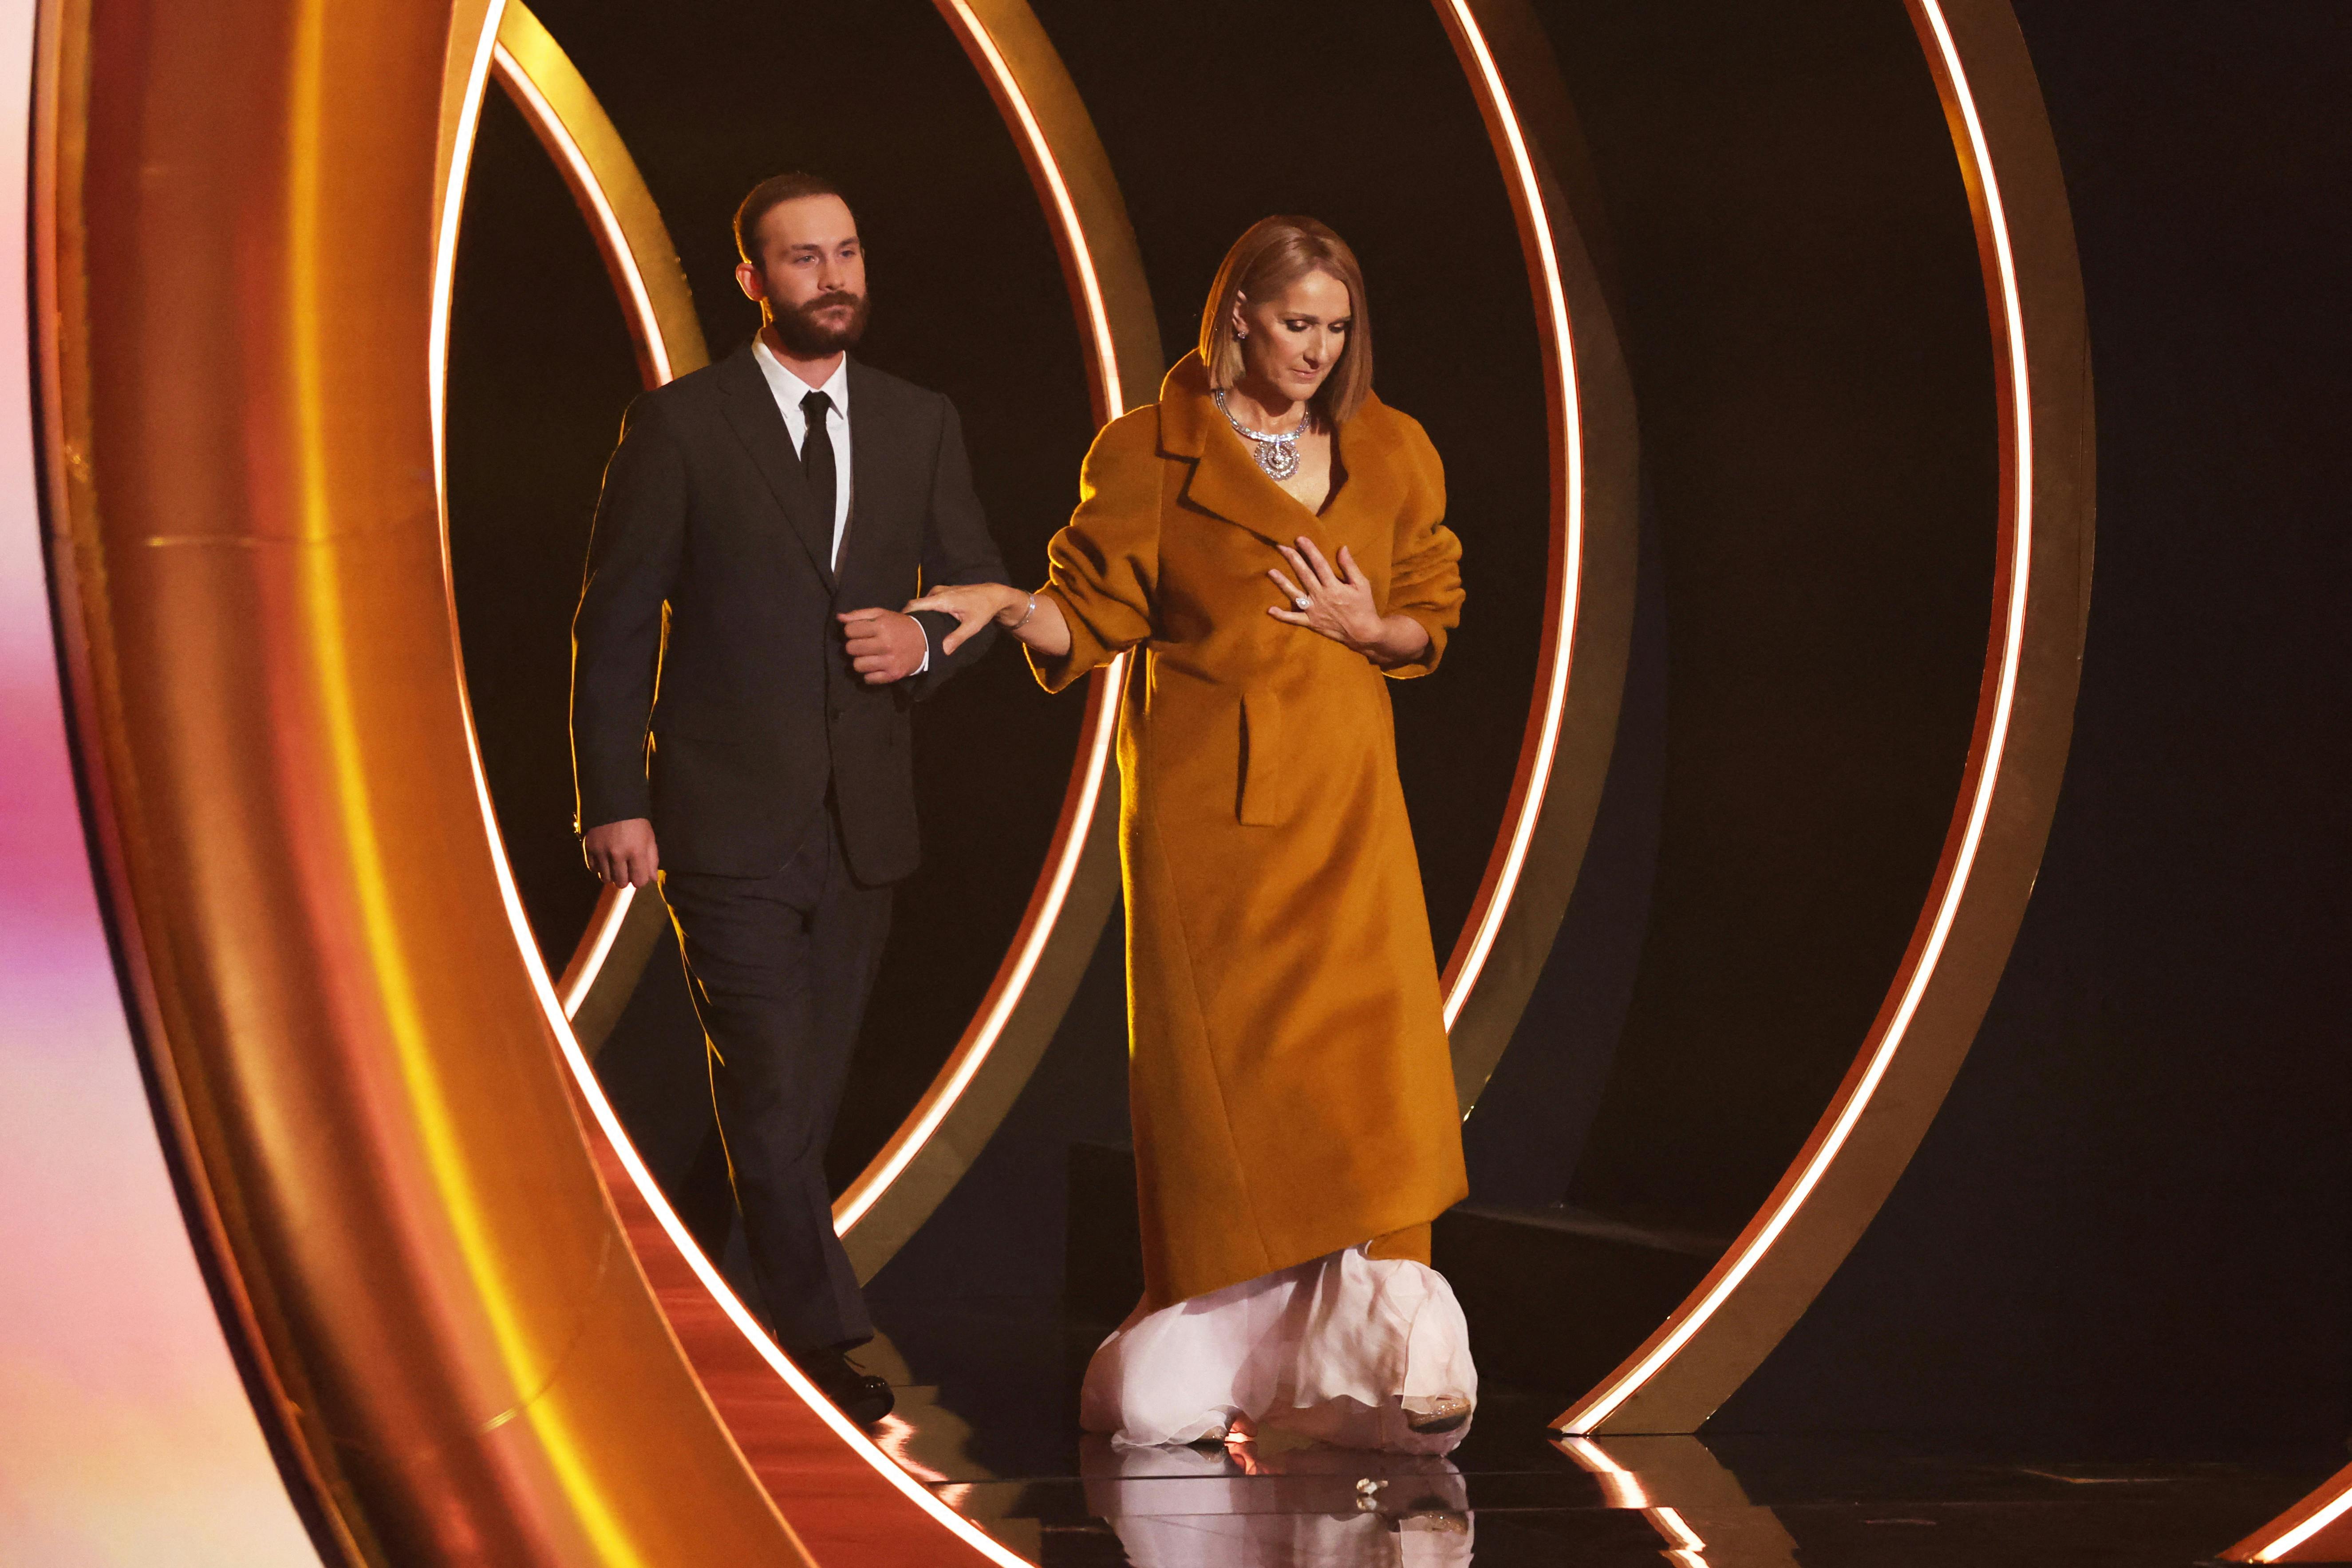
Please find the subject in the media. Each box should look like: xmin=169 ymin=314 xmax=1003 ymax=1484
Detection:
xmin=32 ymin=0 xmax=2093 ymax=1558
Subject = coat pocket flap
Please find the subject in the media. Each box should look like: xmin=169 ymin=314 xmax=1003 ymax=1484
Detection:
xmin=1238 ymin=691 xmax=1286 ymax=826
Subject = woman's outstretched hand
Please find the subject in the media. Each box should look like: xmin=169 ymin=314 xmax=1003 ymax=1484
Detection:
xmin=902 ymin=582 xmax=1021 ymax=655
xmin=1267 ymin=537 xmax=1431 ymax=666
xmin=904 ymin=581 xmax=1073 ymax=658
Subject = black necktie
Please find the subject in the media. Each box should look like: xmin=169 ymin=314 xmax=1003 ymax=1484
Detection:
xmin=800 ymin=388 xmax=838 ymax=569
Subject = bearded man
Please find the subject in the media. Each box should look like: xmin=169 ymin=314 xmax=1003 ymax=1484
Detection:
xmin=569 ymin=172 xmax=1006 ymax=1424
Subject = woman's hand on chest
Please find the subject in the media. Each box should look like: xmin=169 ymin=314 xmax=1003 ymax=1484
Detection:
xmin=1266 ymin=535 xmax=1432 ymax=669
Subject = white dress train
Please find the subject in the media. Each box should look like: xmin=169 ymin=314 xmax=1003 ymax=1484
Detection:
xmin=1080 ymin=1244 xmax=1478 ymax=1455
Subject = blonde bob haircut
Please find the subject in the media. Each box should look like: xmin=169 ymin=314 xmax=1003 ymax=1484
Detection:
xmin=1198 ymin=215 xmax=1374 ymax=426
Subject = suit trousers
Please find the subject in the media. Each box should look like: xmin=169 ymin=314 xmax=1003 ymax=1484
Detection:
xmin=659 ymin=802 xmax=892 ymax=1351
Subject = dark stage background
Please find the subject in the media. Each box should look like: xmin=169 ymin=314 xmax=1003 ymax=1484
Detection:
xmin=1717 ymin=0 xmax=2352 ymax=1450
xmin=445 ymin=0 xmax=2348 ymax=1455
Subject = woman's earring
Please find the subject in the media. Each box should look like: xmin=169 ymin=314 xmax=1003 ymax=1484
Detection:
xmin=1235 ymin=328 xmax=1248 ymax=342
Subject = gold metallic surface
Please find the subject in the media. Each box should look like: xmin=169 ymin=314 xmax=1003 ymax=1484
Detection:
xmin=490 ymin=2 xmax=707 ymax=387
xmin=33 ymin=5 xmax=388 ymax=1556
xmin=37 ymin=0 xmax=813 ymax=1558
xmin=1559 ymin=0 xmax=2096 ymax=1434
xmin=1429 ymin=0 xmax=1638 ymax=1113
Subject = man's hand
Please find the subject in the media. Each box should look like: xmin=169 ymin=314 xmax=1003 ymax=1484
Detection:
xmin=838 ymin=607 xmax=928 ymax=684
xmin=583 ymin=817 xmax=660 ymax=889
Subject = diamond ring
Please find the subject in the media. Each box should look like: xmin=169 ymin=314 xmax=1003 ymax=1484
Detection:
xmin=1293 ymin=595 xmax=1310 ymax=610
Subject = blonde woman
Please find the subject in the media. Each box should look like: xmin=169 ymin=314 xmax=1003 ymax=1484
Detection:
xmin=910 ymin=217 xmax=1474 ymax=1452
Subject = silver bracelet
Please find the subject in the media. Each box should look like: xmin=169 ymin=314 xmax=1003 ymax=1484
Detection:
xmin=1012 ymin=592 xmax=1038 ymax=630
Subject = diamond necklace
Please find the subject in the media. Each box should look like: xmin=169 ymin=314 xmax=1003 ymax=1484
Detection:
xmin=1212 ymin=388 xmax=1311 ymax=482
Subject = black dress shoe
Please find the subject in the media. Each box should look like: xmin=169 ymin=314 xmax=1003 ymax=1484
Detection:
xmin=789 ymin=1345 xmax=895 ymax=1426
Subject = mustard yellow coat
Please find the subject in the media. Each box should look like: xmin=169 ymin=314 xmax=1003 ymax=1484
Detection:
xmin=1031 ymin=353 xmax=1469 ymax=1310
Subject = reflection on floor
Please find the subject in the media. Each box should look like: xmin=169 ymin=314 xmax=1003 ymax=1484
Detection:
xmin=858 ymin=1309 xmax=2344 ymax=1567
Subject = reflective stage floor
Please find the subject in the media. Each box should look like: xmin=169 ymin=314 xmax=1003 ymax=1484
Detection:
xmin=857 ymin=1305 xmax=2343 ymax=1567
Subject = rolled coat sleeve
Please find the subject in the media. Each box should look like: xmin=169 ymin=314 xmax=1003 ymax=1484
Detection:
xmin=1029 ymin=411 xmax=1161 ymax=694
xmin=1382 ymin=419 xmax=1464 ymax=679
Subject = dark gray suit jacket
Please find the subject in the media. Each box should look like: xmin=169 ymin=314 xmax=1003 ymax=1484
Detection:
xmin=571 ymin=344 xmax=1006 ymax=882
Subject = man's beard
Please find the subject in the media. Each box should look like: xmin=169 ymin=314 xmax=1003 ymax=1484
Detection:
xmin=770 ymin=288 xmax=870 ymax=356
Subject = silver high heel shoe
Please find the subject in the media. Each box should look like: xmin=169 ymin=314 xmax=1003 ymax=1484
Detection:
xmin=1402 ymin=1394 xmax=1473 ymax=1436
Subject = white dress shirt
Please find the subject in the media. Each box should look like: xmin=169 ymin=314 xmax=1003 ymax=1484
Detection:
xmin=753 ymin=337 xmax=854 ymax=568
xmin=751 ymin=336 xmax=927 ymax=671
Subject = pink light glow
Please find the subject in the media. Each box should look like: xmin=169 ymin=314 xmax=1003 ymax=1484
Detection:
xmin=1 ymin=0 xmax=318 ymax=1554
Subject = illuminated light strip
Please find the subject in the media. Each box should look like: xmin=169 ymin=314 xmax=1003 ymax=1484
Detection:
xmin=556 ymin=883 xmax=632 ymax=1018
xmin=1649 ymin=1507 xmax=1707 ymax=1554
xmin=488 ymin=41 xmax=671 ymax=384
xmin=1560 ymin=0 xmax=2036 ymax=1433
xmin=832 ymin=0 xmax=1131 ymax=1236
xmin=2246 ymin=1481 xmax=2352 ymax=1562
xmin=1556 ymin=1435 xmax=1651 ymax=1509
xmin=429 ymin=2 xmax=508 ymax=496
xmin=1557 ymin=1441 xmax=1712 ymax=1566
xmin=939 ymin=0 xmax=1121 ymax=413
xmin=1432 ymin=0 xmax=1583 ymax=1032
xmin=437 ymin=28 xmax=1026 ymax=1567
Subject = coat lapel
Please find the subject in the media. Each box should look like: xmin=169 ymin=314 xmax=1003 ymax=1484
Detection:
xmin=715 ymin=343 xmax=836 ymax=585
xmin=1158 ymin=352 xmax=1341 ymax=555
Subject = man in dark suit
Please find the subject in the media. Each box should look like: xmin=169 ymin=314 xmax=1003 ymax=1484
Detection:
xmin=571 ymin=172 xmax=1005 ymax=1424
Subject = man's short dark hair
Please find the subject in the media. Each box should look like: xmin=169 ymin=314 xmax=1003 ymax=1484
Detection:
xmin=734 ymin=172 xmax=852 ymax=266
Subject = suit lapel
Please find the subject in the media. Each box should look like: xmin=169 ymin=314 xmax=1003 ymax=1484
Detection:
xmin=715 ymin=344 xmax=836 ymax=585
xmin=838 ymin=359 xmax=897 ymax=585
